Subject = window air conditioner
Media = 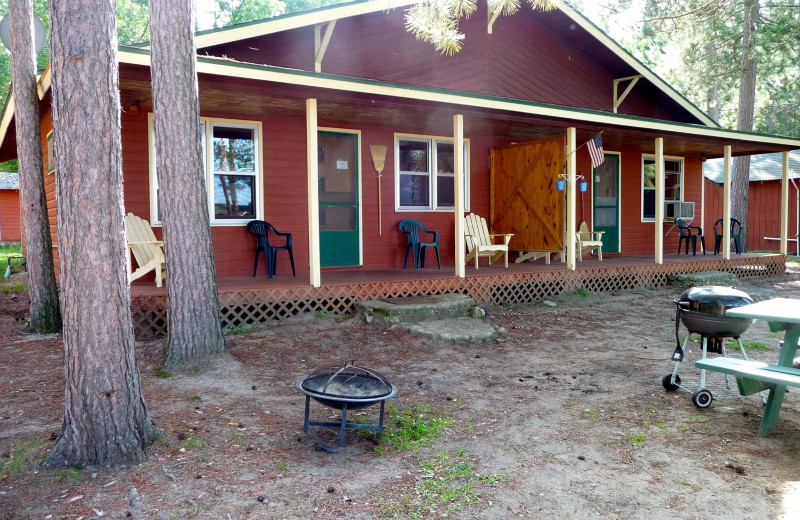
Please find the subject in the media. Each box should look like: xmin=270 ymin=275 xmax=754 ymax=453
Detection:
xmin=664 ymin=201 xmax=695 ymax=222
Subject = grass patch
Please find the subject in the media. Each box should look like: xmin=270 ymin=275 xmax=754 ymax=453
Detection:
xmin=154 ymin=367 xmax=172 ymax=379
xmin=53 ymin=466 xmax=84 ymax=483
xmin=574 ymin=288 xmax=591 ymax=297
xmin=0 ymin=440 xmax=46 ymax=477
xmin=377 ymin=404 xmax=453 ymax=453
xmin=740 ymin=341 xmax=769 ymax=351
xmin=183 ymin=436 xmax=208 ymax=450
xmin=184 ymin=390 xmax=200 ymax=402
xmin=0 ymin=243 xmax=22 ymax=274
xmin=625 ymin=432 xmax=646 ymax=448
xmin=581 ymin=409 xmax=601 ymax=420
xmin=379 ymin=448 xmax=501 ymax=518
xmin=0 ymin=284 xmax=26 ymax=294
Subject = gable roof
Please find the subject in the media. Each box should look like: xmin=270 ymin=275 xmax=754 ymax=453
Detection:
xmin=705 ymin=151 xmax=800 ymax=184
xmin=0 ymin=172 xmax=20 ymax=190
xmin=192 ymin=0 xmax=719 ymax=128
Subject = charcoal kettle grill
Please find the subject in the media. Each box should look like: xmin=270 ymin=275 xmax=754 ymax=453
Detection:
xmin=663 ymin=286 xmax=764 ymax=408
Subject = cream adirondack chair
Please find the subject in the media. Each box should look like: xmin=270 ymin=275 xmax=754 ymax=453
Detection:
xmin=125 ymin=212 xmax=166 ymax=287
xmin=576 ymin=220 xmax=604 ymax=261
xmin=464 ymin=213 xmax=513 ymax=268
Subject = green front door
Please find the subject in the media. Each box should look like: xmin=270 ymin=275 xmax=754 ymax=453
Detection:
xmin=318 ymin=131 xmax=360 ymax=267
xmin=593 ymin=153 xmax=620 ymax=254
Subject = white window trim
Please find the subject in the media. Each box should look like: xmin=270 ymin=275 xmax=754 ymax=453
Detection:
xmin=640 ymin=153 xmax=684 ymax=222
xmin=148 ymin=114 xmax=264 ymax=226
xmin=394 ymin=132 xmax=470 ymax=212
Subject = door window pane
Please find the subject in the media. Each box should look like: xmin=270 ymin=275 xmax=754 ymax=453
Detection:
xmin=595 ymin=207 xmax=617 ymax=227
xmin=319 ymin=205 xmax=357 ymax=231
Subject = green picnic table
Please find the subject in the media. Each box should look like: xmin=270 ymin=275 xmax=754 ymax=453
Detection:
xmin=695 ymin=297 xmax=800 ymax=436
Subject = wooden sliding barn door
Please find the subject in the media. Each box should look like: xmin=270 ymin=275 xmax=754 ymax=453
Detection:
xmin=490 ymin=137 xmax=565 ymax=253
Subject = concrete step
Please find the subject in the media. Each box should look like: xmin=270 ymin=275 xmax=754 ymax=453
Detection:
xmin=355 ymin=293 xmax=480 ymax=327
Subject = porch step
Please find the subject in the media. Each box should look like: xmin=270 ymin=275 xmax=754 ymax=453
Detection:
xmin=356 ymin=293 xmax=478 ymax=327
xmin=355 ymin=294 xmax=506 ymax=343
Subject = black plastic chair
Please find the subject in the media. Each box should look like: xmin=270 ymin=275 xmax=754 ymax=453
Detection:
xmin=247 ymin=220 xmax=295 ymax=278
xmin=713 ymin=218 xmax=743 ymax=255
xmin=399 ymin=219 xmax=441 ymax=270
xmin=676 ymin=218 xmax=705 ymax=256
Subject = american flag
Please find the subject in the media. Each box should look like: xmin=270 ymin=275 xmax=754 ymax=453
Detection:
xmin=587 ymin=133 xmax=605 ymax=169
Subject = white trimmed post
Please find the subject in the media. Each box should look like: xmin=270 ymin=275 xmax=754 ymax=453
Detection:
xmin=781 ymin=151 xmax=789 ymax=255
xmin=654 ymin=137 xmax=664 ymax=264
xmin=306 ymin=98 xmax=321 ymax=287
xmin=566 ymin=127 xmax=576 ymax=270
xmin=723 ymin=146 xmax=732 ymax=260
xmin=454 ymin=114 xmax=465 ymax=278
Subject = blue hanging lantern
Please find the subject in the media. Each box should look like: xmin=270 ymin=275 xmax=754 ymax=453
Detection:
xmin=556 ymin=180 xmax=565 ymax=191
xmin=579 ymin=181 xmax=588 ymax=192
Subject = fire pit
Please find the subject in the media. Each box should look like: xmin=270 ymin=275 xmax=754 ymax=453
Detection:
xmin=295 ymin=362 xmax=398 ymax=447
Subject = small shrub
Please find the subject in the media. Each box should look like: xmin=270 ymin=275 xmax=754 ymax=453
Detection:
xmin=377 ymin=404 xmax=452 ymax=453
xmin=184 ymin=390 xmax=200 ymax=402
xmin=184 ymin=436 xmax=208 ymax=450
xmin=154 ymin=368 xmax=172 ymax=379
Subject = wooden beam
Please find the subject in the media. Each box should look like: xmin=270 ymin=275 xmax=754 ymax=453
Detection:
xmin=487 ymin=7 xmax=501 ymax=34
xmin=307 ymin=98 xmax=321 ymax=287
xmin=781 ymin=151 xmax=789 ymax=255
xmin=314 ymin=20 xmax=336 ymax=73
xmin=566 ymin=127 xmax=576 ymax=270
xmin=454 ymin=114 xmax=465 ymax=278
xmin=613 ymin=75 xmax=642 ymax=114
xmin=654 ymin=137 xmax=664 ymax=264
xmin=722 ymin=145 xmax=732 ymax=260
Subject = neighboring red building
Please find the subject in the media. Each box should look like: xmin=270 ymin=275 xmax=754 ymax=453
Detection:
xmin=704 ymin=152 xmax=800 ymax=255
xmin=0 ymin=172 xmax=21 ymax=242
xmin=0 ymin=0 xmax=798 ymax=284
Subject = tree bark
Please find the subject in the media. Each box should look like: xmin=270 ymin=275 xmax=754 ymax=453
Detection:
xmin=731 ymin=0 xmax=759 ymax=251
xmin=8 ymin=0 xmax=61 ymax=333
xmin=149 ymin=0 xmax=229 ymax=370
xmin=44 ymin=0 xmax=157 ymax=467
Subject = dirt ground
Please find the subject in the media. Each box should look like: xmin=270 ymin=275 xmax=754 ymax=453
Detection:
xmin=3 ymin=266 xmax=800 ymax=520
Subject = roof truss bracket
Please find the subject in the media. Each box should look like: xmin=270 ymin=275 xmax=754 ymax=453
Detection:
xmin=613 ymin=74 xmax=642 ymax=114
xmin=487 ymin=7 xmax=501 ymax=34
xmin=314 ymin=20 xmax=337 ymax=73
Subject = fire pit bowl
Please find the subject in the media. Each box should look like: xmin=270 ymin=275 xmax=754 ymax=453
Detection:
xmin=295 ymin=363 xmax=398 ymax=447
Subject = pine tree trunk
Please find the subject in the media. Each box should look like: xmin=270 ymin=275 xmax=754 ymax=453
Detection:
xmin=43 ymin=0 xmax=157 ymax=467
xmin=8 ymin=0 xmax=61 ymax=333
xmin=150 ymin=0 xmax=229 ymax=370
xmin=731 ymin=0 xmax=759 ymax=252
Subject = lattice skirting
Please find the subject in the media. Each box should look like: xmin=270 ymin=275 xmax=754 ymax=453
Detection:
xmin=131 ymin=255 xmax=785 ymax=341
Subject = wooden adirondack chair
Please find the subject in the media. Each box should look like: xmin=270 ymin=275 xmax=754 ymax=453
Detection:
xmin=464 ymin=213 xmax=513 ymax=268
xmin=576 ymin=220 xmax=604 ymax=261
xmin=125 ymin=212 xmax=166 ymax=287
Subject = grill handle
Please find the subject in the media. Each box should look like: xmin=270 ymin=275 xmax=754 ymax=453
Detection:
xmin=672 ymin=302 xmax=685 ymax=361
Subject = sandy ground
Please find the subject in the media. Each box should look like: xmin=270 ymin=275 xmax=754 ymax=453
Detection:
xmin=2 ymin=267 xmax=800 ymax=519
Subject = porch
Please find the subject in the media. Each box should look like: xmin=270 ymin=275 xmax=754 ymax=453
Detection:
xmin=130 ymin=252 xmax=785 ymax=340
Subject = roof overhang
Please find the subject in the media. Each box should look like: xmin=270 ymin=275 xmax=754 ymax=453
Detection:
xmin=193 ymin=0 xmax=417 ymax=50
xmin=120 ymin=47 xmax=799 ymax=158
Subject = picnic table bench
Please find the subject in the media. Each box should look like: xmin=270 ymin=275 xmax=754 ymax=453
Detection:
xmin=695 ymin=297 xmax=800 ymax=436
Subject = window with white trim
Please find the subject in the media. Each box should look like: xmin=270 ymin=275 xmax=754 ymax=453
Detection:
xmin=395 ymin=135 xmax=469 ymax=211
xmin=150 ymin=116 xmax=262 ymax=225
xmin=641 ymin=155 xmax=683 ymax=220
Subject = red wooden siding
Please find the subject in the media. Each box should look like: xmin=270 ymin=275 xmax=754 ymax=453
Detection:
xmin=0 ymin=189 xmax=21 ymax=241
xmin=203 ymin=5 xmax=699 ymax=124
xmin=704 ymin=178 xmax=800 ymax=253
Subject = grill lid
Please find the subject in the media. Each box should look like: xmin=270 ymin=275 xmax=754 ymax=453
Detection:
xmin=300 ymin=362 xmax=393 ymax=400
xmin=676 ymin=286 xmax=753 ymax=316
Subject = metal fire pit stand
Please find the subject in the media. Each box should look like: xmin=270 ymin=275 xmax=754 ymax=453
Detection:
xmin=302 ymin=396 xmax=389 ymax=447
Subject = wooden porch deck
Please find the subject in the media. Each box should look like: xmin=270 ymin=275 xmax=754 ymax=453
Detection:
xmin=129 ymin=253 xmax=785 ymax=340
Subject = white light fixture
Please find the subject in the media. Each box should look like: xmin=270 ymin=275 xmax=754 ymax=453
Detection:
xmin=0 ymin=14 xmax=47 ymax=54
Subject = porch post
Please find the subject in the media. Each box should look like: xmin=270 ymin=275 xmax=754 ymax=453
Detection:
xmin=306 ymin=98 xmax=321 ymax=287
xmin=654 ymin=138 xmax=664 ymax=264
xmin=454 ymin=114 xmax=465 ymax=278
xmin=781 ymin=150 xmax=790 ymax=255
xmin=566 ymin=127 xmax=576 ymax=270
xmin=722 ymin=146 xmax=732 ymax=260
